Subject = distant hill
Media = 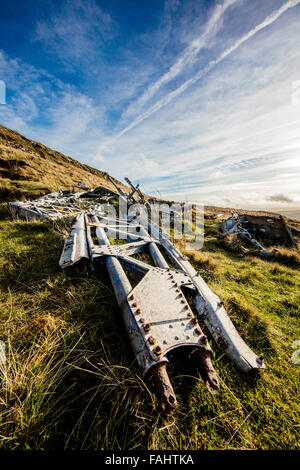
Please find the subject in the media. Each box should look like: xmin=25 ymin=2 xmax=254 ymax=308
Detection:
xmin=0 ymin=124 xmax=129 ymax=201
xmin=275 ymin=208 xmax=300 ymax=222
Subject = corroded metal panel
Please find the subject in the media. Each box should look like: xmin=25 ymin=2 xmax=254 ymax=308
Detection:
xmin=142 ymin=217 xmax=266 ymax=372
xmin=128 ymin=268 xmax=211 ymax=361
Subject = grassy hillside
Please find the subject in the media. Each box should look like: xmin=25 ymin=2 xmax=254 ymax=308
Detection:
xmin=0 ymin=125 xmax=129 ymax=201
xmin=0 ymin=203 xmax=299 ymax=450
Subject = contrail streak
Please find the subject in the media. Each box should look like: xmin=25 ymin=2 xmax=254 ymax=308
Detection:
xmin=103 ymin=0 xmax=300 ymax=148
xmin=136 ymin=0 xmax=240 ymax=108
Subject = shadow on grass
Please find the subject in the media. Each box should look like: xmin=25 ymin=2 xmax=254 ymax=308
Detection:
xmin=224 ymin=296 xmax=275 ymax=356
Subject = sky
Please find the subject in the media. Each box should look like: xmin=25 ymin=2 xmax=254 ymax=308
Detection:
xmin=0 ymin=0 xmax=300 ymax=210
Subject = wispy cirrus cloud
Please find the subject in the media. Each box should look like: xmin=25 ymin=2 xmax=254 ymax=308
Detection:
xmin=35 ymin=0 xmax=113 ymax=68
xmin=134 ymin=0 xmax=241 ymax=109
xmin=0 ymin=49 xmax=107 ymax=160
xmin=107 ymin=0 xmax=300 ymax=147
xmin=97 ymin=1 xmax=300 ymax=208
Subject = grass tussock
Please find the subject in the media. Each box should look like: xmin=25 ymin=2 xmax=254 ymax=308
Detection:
xmin=270 ymin=247 xmax=300 ymax=267
xmin=0 ymin=332 xmax=83 ymax=449
xmin=185 ymin=250 xmax=219 ymax=273
xmin=222 ymin=233 xmax=247 ymax=254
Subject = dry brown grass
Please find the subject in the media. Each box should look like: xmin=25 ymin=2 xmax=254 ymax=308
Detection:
xmin=0 ymin=124 xmax=129 ymax=201
xmin=185 ymin=249 xmax=219 ymax=272
xmin=222 ymin=234 xmax=246 ymax=254
xmin=270 ymin=247 xmax=300 ymax=267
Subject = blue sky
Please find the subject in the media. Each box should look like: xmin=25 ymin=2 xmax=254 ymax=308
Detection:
xmin=0 ymin=0 xmax=300 ymax=209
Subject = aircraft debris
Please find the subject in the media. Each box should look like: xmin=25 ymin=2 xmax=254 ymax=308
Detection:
xmin=8 ymin=178 xmax=268 ymax=412
xmin=220 ymin=213 xmax=298 ymax=255
xmin=8 ymin=190 xmax=82 ymax=221
xmin=58 ymin=179 xmax=265 ymax=412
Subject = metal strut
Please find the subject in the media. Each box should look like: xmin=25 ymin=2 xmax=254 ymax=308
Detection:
xmin=46 ymin=176 xmax=265 ymax=411
xmin=88 ymin=215 xmax=178 ymax=412
xmin=60 ymin=212 xmax=222 ymax=412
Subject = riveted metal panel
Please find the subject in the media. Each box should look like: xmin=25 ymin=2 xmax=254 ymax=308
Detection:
xmin=128 ymin=268 xmax=210 ymax=360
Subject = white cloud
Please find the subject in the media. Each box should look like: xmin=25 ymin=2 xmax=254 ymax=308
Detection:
xmin=0 ymin=50 xmax=107 ymax=160
xmin=96 ymin=2 xmax=300 ymax=209
xmin=35 ymin=0 xmax=113 ymax=67
xmin=130 ymin=154 xmax=163 ymax=179
xmin=105 ymin=0 xmax=300 ymax=147
xmin=134 ymin=0 xmax=241 ymax=109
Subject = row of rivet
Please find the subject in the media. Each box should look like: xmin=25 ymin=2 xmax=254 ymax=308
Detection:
xmin=129 ymin=294 xmax=162 ymax=356
xmin=128 ymin=293 xmax=207 ymax=355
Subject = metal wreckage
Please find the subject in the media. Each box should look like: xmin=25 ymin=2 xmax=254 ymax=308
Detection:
xmin=219 ymin=212 xmax=299 ymax=256
xmin=8 ymin=175 xmax=266 ymax=413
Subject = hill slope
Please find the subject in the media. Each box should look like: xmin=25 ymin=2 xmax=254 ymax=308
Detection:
xmin=0 ymin=124 xmax=129 ymax=201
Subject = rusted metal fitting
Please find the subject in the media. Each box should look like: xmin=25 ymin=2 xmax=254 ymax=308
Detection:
xmin=155 ymin=345 xmax=162 ymax=355
xmin=148 ymin=336 xmax=156 ymax=345
xmin=195 ymin=327 xmax=202 ymax=335
xmin=146 ymin=362 xmax=177 ymax=414
xmin=140 ymin=318 xmax=145 ymax=324
xmin=216 ymin=335 xmax=228 ymax=350
xmin=191 ymin=317 xmax=198 ymax=325
xmin=144 ymin=323 xmax=151 ymax=332
xmin=191 ymin=348 xmax=220 ymax=395
xmin=200 ymin=335 xmax=208 ymax=345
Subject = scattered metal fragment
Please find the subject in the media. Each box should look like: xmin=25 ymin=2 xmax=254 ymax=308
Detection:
xmin=146 ymin=362 xmax=177 ymax=413
xmin=72 ymin=182 xmax=91 ymax=191
xmin=59 ymin=212 xmax=90 ymax=267
xmin=243 ymin=214 xmax=296 ymax=246
xmin=0 ymin=340 xmax=6 ymax=365
xmin=220 ymin=213 xmax=298 ymax=254
xmin=8 ymin=190 xmax=83 ymax=221
xmin=287 ymin=224 xmax=300 ymax=238
xmin=79 ymin=186 xmax=119 ymax=200
xmin=60 ymin=213 xmax=219 ymax=412
xmin=125 ymin=177 xmax=146 ymax=203
xmin=190 ymin=348 xmax=219 ymax=395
